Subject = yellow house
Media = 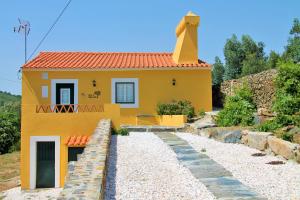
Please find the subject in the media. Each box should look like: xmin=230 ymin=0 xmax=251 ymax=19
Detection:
xmin=20 ymin=12 xmax=212 ymax=189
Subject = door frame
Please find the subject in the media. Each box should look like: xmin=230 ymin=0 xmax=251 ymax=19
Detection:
xmin=51 ymin=79 xmax=78 ymax=106
xmin=30 ymin=136 xmax=60 ymax=189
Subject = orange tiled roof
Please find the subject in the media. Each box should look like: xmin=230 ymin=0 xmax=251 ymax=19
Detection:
xmin=65 ymin=136 xmax=90 ymax=147
xmin=22 ymin=52 xmax=210 ymax=70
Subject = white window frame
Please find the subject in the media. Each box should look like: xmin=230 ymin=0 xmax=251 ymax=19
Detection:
xmin=30 ymin=136 xmax=60 ymax=189
xmin=51 ymin=79 xmax=78 ymax=106
xmin=42 ymin=86 xmax=48 ymax=98
xmin=111 ymin=78 xmax=139 ymax=108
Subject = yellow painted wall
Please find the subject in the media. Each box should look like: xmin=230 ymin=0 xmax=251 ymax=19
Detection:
xmin=21 ymin=69 xmax=212 ymax=189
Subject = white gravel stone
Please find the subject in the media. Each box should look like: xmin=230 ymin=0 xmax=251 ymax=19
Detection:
xmin=1 ymin=187 xmax=61 ymax=200
xmin=105 ymin=132 xmax=215 ymax=200
xmin=177 ymin=132 xmax=300 ymax=200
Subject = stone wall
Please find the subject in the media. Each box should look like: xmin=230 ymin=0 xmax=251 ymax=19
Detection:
xmin=58 ymin=119 xmax=112 ymax=200
xmin=221 ymin=69 xmax=277 ymax=111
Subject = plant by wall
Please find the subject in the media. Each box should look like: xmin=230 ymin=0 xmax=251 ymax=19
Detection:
xmin=157 ymin=100 xmax=195 ymax=119
xmin=273 ymin=62 xmax=300 ymax=126
xmin=216 ymin=84 xmax=255 ymax=127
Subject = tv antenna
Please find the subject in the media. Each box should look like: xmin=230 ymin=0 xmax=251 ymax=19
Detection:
xmin=14 ymin=18 xmax=30 ymax=63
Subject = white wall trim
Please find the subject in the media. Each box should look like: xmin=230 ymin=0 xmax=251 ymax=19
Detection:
xmin=30 ymin=136 xmax=60 ymax=189
xmin=111 ymin=78 xmax=139 ymax=108
xmin=51 ymin=79 xmax=78 ymax=105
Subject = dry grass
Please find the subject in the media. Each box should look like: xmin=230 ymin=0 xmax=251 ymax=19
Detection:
xmin=0 ymin=151 xmax=20 ymax=182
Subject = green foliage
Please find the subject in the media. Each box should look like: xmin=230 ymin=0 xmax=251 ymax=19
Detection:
xmin=198 ymin=109 xmax=206 ymax=118
xmin=267 ymin=51 xmax=280 ymax=69
xmin=256 ymin=120 xmax=281 ymax=132
xmin=273 ymin=62 xmax=300 ymax=127
xmin=0 ymin=92 xmax=21 ymax=154
xmin=282 ymin=18 xmax=300 ymax=63
xmin=112 ymin=128 xmax=129 ymax=136
xmin=0 ymin=112 xmax=20 ymax=154
xmin=157 ymin=100 xmax=195 ymax=119
xmin=224 ymin=34 xmax=244 ymax=80
xmin=0 ymin=91 xmax=21 ymax=107
xmin=212 ymin=56 xmax=225 ymax=85
xmin=216 ymin=85 xmax=255 ymax=127
xmin=223 ymin=34 xmax=268 ymax=79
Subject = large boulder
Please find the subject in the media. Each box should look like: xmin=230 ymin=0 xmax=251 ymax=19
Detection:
xmin=267 ymin=136 xmax=299 ymax=159
xmin=209 ymin=128 xmax=242 ymax=143
xmin=241 ymin=131 xmax=272 ymax=151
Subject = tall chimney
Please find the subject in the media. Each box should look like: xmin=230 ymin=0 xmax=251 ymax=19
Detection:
xmin=172 ymin=11 xmax=200 ymax=64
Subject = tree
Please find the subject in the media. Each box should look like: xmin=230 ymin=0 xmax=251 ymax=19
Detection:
xmin=283 ymin=18 xmax=300 ymax=63
xmin=267 ymin=51 xmax=280 ymax=69
xmin=224 ymin=34 xmax=268 ymax=79
xmin=212 ymin=57 xmax=225 ymax=85
xmin=0 ymin=112 xmax=20 ymax=154
xmin=240 ymin=35 xmax=267 ymax=76
xmin=223 ymin=35 xmax=244 ymax=80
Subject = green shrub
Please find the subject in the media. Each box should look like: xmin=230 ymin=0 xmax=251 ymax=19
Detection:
xmin=216 ymin=84 xmax=255 ymax=127
xmin=256 ymin=120 xmax=281 ymax=132
xmin=198 ymin=109 xmax=206 ymax=118
xmin=112 ymin=128 xmax=129 ymax=136
xmin=0 ymin=112 xmax=20 ymax=154
xmin=273 ymin=62 xmax=300 ymax=126
xmin=157 ymin=100 xmax=195 ymax=119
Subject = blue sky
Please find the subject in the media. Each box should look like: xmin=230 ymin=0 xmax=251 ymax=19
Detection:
xmin=0 ymin=0 xmax=299 ymax=95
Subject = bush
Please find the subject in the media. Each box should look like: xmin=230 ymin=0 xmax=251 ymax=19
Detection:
xmin=157 ymin=100 xmax=195 ymax=119
xmin=198 ymin=109 xmax=206 ymax=118
xmin=112 ymin=128 xmax=129 ymax=136
xmin=0 ymin=112 xmax=20 ymax=154
xmin=273 ymin=62 xmax=300 ymax=126
xmin=216 ymin=84 xmax=255 ymax=127
xmin=256 ymin=120 xmax=281 ymax=132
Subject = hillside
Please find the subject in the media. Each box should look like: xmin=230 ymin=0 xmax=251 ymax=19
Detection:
xmin=0 ymin=91 xmax=21 ymax=107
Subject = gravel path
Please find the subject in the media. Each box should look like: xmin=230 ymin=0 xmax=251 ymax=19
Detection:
xmin=105 ymin=132 xmax=215 ymax=200
xmin=177 ymin=132 xmax=300 ymax=200
xmin=1 ymin=187 xmax=61 ymax=200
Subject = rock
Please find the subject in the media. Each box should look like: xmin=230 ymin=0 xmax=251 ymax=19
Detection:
xmin=294 ymin=146 xmax=300 ymax=163
xmin=211 ymin=129 xmax=242 ymax=143
xmin=290 ymin=127 xmax=300 ymax=144
xmin=257 ymin=108 xmax=276 ymax=117
xmin=241 ymin=131 xmax=272 ymax=151
xmin=192 ymin=115 xmax=216 ymax=130
xmin=267 ymin=136 xmax=299 ymax=160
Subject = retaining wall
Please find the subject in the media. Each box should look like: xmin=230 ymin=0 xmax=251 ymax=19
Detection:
xmin=58 ymin=119 xmax=112 ymax=200
xmin=221 ymin=69 xmax=277 ymax=111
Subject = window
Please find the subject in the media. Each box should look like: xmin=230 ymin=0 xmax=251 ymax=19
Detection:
xmin=115 ymin=82 xmax=135 ymax=104
xmin=42 ymin=86 xmax=48 ymax=98
xmin=68 ymin=147 xmax=84 ymax=162
xmin=42 ymin=72 xmax=48 ymax=80
xmin=112 ymin=78 xmax=139 ymax=108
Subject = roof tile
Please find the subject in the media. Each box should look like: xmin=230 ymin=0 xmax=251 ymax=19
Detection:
xmin=23 ymin=52 xmax=211 ymax=70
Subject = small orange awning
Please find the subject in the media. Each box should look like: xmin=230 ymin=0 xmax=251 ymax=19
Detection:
xmin=65 ymin=136 xmax=90 ymax=147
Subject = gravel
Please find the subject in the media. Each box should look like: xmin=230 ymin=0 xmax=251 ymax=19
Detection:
xmin=105 ymin=132 xmax=215 ymax=200
xmin=177 ymin=132 xmax=300 ymax=200
xmin=1 ymin=187 xmax=61 ymax=200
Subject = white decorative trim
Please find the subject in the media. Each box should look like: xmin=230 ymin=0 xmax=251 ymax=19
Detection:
xmin=51 ymin=79 xmax=78 ymax=106
xmin=42 ymin=86 xmax=48 ymax=98
xmin=30 ymin=136 xmax=60 ymax=189
xmin=111 ymin=78 xmax=139 ymax=108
